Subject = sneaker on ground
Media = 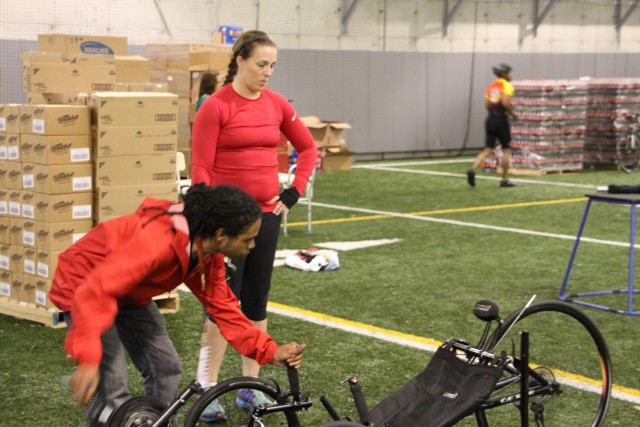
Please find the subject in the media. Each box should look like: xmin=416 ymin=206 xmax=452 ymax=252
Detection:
xmin=236 ymin=389 xmax=274 ymax=412
xmin=199 ymin=399 xmax=227 ymax=424
xmin=466 ymin=169 xmax=476 ymax=187
xmin=500 ymin=179 xmax=516 ymax=188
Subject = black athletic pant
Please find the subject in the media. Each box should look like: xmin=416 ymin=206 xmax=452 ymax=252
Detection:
xmin=229 ymin=212 xmax=281 ymax=321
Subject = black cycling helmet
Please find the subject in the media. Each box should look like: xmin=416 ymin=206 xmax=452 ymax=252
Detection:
xmin=492 ymin=63 xmax=512 ymax=77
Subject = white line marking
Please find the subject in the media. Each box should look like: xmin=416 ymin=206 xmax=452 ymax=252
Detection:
xmin=357 ymin=164 xmax=597 ymax=189
xmin=311 ymin=201 xmax=638 ymax=248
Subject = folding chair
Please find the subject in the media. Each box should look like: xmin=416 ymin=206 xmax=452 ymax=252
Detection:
xmin=278 ymin=164 xmax=315 ymax=236
xmin=176 ymin=151 xmax=191 ymax=197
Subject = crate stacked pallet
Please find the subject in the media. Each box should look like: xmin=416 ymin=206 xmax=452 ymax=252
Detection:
xmin=0 ymin=34 xmax=182 ymax=327
xmin=583 ymin=78 xmax=640 ymax=169
xmin=0 ymin=103 xmax=93 ymax=327
xmin=508 ymin=79 xmax=587 ymax=174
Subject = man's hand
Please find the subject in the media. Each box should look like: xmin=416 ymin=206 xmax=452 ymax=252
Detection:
xmin=70 ymin=364 xmax=100 ymax=405
xmin=273 ymin=342 xmax=307 ymax=368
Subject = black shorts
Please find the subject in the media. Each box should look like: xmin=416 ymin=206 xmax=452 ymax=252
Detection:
xmin=485 ymin=116 xmax=511 ymax=149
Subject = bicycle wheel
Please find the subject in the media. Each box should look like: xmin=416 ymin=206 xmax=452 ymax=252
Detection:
xmin=108 ymin=396 xmax=169 ymax=426
xmin=616 ymin=131 xmax=640 ymax=173
xmin=184 ymin=375 xmax=296 ymax=427
xmin=477 ymin=300 xmax=611 ymax=427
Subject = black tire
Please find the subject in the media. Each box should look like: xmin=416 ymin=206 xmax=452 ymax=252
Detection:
xmin=616 ymin=130 xmax=640 ymax=173
xmin=184 ymin=375 xmax=297 ymax=427
xmin=108 ymin=396 xmax=168 ymax=426
xmin=477 ymin=300 xmax=612 ymax=427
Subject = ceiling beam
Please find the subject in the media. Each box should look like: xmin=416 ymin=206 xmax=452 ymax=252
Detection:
xmin=443 ymin=0 xmax=464 ymax=37
xmin=341 ymin=0 xmax=361 ymax=35
xmin=532 ymin=0 xmax=556 ymax=37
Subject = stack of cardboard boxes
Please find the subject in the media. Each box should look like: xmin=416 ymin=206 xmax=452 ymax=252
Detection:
xmin=0 ymin=103 xmax=93 ymax=309
xmin=0 ymin=34 xmax=181 ymax=323
xmin=90 ymin=92 xmax=179 ymax=224
xmin=300 ymin=116 xmax=353 ymax=170
xmin=144 ymin=43 xmax=231 ymax=176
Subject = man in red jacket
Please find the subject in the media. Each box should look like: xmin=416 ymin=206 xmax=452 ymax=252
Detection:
xmin=50 ymin=183 xmax=306 ymax=425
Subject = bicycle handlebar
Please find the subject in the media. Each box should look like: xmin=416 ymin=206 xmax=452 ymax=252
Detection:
xmin=287 ymin=364 xmax=301 ymax=402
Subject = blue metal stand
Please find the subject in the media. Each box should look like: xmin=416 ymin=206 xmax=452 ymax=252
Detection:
xmin=559 ymin=192 xmax=640 ymax=316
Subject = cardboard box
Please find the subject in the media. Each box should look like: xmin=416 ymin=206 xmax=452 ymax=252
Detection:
xmin=36 ymin=249 xmax=64 ymax=280
xmin=0 ymin=189 xmax=7 ymax=217
xmin=0 ymin=104 xmax=21 ymax=134
xmin=22 ymin=52 xmax=116 ymax=94
xmin=34 ymin=277 xmax=56 ymax=309
xmin=0 ymin=134 xmax=20 ymax=161
xmin=89 ymin=92 xmax=179 ymax=127
xmin=300 ymin=116 xmax=352 ymax=147
xmin=24 ymin=192 xmax=93 ymax=222
xmin=7 ymin=190 xmax=21 ymax=217
xmin=9 ymin=245 xmax=24 ymax=274
xmin=22 ymin=163 xmax=93 ymax=194
xmin=10 ymin=273 xmax=23 ymax=301
xmin=144 ymin=43 xmax=231 ymax=71
xmin=94 ymin=154 xmax=176 ymax=187
xmin=0 ymin=161 xmax=23 ymax=191
xmin=27 ymin=93 xmax=80 ymax=105
xmin=115 ymin=55 xmax=151 ymax=83
xmin=38 ymin=34 xmax=128 ymax=55
xmin=20 ymin=191 xmax=35 ymax=218
xmin=19 ymin=105 xmax=33 ymax=134
xmin=23 ymin=248 xmax=37 ymax=276
xmin=92 ymin=126 xmax=177 ymax=157
xmin=21 ymin=133 xmax=91 ymax=164
xmin=321 ymin=146 xmax=353 ymax=171
xmin=8 ymin=217 xmax=34 ymax=247
xmin=0 ymin=217 xmax=9 ymax=244
xmin=36 ymin=220 xmax=92 ymax=251
xmin=0 ymin=270 xmax=12 ymax=298
xmin=0 ymin=244 xmax=9 ymax=271
xmin=30 ymin=104 xmax=90 ymax=135
xmin=94 ymin=183 xmax=178 ymax=223
xmin=127 ymin=82 xmax=169 ymax=93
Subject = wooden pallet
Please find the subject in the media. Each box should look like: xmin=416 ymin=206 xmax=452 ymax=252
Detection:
xmin=154 ymin=291 xmax=181 ymax=314
xmin=0 ymin=297 xmax=66 ymax=328
xmin=498 ymin=166 xmax=582 ymax=176
xmin=0 ymin=292 xmax=180 ymax=328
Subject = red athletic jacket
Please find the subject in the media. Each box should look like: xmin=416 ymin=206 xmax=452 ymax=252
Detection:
xmin=49 ymin=198 xmax=278 ymax=367
xmin=191 ymin=85 xmax=317 ymax=210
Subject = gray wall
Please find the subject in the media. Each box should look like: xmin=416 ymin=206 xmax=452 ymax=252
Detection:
xmin=3 ymin=39 xmax=640 ymax=157
xmin=269 ymin=50 xmax=640 ymax=157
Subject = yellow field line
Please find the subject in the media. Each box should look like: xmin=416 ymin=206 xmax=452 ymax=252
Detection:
xmin=269 ymin=301 xmax=640 ymax=401
xmin=284 ymin=197 xmax=588 ymax=228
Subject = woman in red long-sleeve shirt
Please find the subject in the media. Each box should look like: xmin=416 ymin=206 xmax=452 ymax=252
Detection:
xmin=191 ymin=30 xmax=317 ymax=421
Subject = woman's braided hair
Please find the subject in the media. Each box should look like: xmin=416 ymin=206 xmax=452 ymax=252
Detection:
xmin=182 ymin=183 xmax=261 ymax=239
xmin=223 ymin=30 xmax=276 ymax=86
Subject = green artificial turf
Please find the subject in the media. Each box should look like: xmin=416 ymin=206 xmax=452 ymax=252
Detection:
xmin=1 ymin=157 xmax=640 ymax=425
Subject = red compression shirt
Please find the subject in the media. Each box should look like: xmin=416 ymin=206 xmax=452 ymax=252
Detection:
xmin=191 ymin=85 xmax=318 ymax=211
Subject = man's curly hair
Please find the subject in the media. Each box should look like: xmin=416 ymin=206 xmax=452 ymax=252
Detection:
xmin=182 ymin=183 xmax=262 ymax=238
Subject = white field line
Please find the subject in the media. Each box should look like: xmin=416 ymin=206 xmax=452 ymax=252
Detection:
xmin=266 ymin=302 xmax=640 ymax=405
xmin=311 ymin=201 xmax=639 ymax=249
xmin=354 ymin=158 xmax=473 ymax=168
xmin=356 ymin=164 xmax=597 ymax=189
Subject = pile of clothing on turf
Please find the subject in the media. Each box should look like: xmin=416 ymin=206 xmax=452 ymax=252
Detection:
xmin=284 ymin=247 xmax=340 ymax=272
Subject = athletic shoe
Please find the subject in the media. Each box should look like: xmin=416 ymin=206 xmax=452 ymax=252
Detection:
xmin=500 ymin=179 xmax=517 ymax=188
xmin=466 ymin=169 xmax=476 ymax=187
xmin=235 ymin=388 xmax=274 ymax=411
xmin=199 ymin=399 xmax=227 ymax=424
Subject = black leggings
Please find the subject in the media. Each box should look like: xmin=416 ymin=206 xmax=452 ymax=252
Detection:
xmin=229 ymin=212 xmax=281 ymax=321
